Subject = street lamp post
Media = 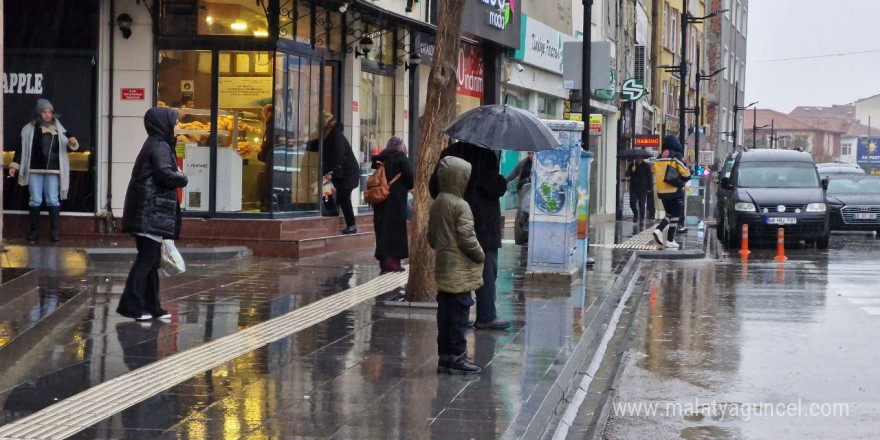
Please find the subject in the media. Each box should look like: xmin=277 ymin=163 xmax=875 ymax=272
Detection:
xmin=731 ymin=82 xmax=757 ymax=150
xmin=678 ymin=5 xmax=729 ymax=151
xmin=582 ymin=0 xmax=593 ymax=152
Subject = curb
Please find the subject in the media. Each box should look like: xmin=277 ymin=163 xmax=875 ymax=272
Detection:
xmin=82 ymin=245 xmax=252 ymax=262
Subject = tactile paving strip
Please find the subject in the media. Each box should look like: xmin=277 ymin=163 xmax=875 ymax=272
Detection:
xmin=589 ymin=228 xmax=663 ymax=250
xmin=0 ymin=270 xmax=410 ymax=440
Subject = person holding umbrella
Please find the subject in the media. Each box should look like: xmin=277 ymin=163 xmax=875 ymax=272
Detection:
xmin=625 ymin=154 xmax=653 ymax=225
xmin=431 ymin=104 xmax=561 ymax=331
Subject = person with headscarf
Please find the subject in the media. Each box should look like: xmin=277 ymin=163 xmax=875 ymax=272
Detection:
xmin=651 ymin=135 xmax=691 ymax=249
xmin=117 ymin=107 xmax=188 ymax=321
xmin=370 ymin=136 xmax=415 ymax=273
xmin=257 ymin=103 xmax=274 ymax=211
xmin=8 ymin=98 xmax=80 ymax=242
xmin=308 ymin=114 xmax=360 ymax=233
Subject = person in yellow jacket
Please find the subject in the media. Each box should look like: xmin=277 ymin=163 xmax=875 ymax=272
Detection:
xmin=652 ymin=135 xmax=691 ymax=249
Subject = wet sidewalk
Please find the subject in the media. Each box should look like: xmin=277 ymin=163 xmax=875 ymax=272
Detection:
xmin=0 ymin=219 xmax=706 ymax=439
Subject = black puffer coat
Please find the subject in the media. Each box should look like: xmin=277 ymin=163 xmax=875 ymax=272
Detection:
xmin=122 ymin=107 xmax=188 ymax=239
xmin=429 ymin=142 xmax=508 ymax=251
xmin=308 ymin=123 xmax=360 ymax=192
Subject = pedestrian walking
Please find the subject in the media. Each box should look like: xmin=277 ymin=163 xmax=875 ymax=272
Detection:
xmin=8 ymin=99 xmax=81 ymax=242
xmin=651 ymin=135 xmax=691 ymax=249
xmin=505 ymin=152 xmax=533 ymax=193
xmin=428 ymin=156 xmax=485 ymax=375
xmin=625 ymin=155 xmax=653 ymax=224
xmin=370 ymin=136 xmax=414 ymax=273
xmin=430 ymin=141 xmax=510 ymax=330
xmin=308 ymin=114 xmax=360 ymax=234
xmin=117 ymin=107 xmax=188 ymax=321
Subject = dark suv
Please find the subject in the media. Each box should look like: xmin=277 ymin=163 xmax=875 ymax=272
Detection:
xmin=714 ymin=150 xmax=830 ymax=248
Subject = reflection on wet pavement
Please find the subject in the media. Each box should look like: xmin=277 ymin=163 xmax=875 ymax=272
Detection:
xmin=0 ymin=220 xmax=666 ymax=439
xmin=605 ymin=234 xmax=880 ymax=439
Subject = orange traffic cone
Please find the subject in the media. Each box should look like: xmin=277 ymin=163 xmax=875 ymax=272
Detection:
xmin=739 ymin=224 xmax=750 ymax=255
xmin=774 ymin=228 xmax=788 ymax=261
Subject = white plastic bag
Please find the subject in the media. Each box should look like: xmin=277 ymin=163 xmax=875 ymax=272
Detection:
xmin=160 ymin=239 xmax=186 ymax=276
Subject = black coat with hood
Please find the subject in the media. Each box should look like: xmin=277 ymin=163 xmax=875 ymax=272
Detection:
xmin=123 ymin=107 xmax=189 ymax=239
xmin=429 ymin=142 xmax=508 ymax=250
xmin=370 ymin=149 xmax=415 ymax=259
xmin=309 ymin=122 xmax=360 ymax=192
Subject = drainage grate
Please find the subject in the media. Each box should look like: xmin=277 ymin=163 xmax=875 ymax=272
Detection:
xmin=0 ymin=270 xmax=410 ymax=440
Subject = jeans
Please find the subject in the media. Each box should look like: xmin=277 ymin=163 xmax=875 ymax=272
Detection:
xmin=28 ymin=173 xmax=60 ymax=207
xmin=629 ymin=190 xmax=648 ymax=221
xmin=475 ymin=248 xmax=498 ymax=323
xmin=336 ymin=187 xmax=356 ymax=227
xmin=437 ymin=292 xmax=474 ymax=356
xmin=116 ymin=236 xmax=164 ymax=318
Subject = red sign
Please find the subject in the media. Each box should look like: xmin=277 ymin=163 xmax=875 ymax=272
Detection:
xmin=403 ymin=110 xmax=409 ymax=120
xmin=456 ymin=44 xmax=484 ymax=99
xmin=121 ymin=88 xmax=145 ymax=101
xmin=634 ymin=135 xmax=661 ymax=147
xmin=352 ymin=101 xmax=359 ymax=112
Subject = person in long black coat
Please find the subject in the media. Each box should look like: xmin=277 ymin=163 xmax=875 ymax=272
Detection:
xmin=429 ymin=141 xmax=510 ymax=330
xmin=117 ymin=106 xmax=188 ymax=321
xmin=370 ymin=136 xmax=415 ymax=273
xmin=308 ymin=114 xmax=360 ymax=233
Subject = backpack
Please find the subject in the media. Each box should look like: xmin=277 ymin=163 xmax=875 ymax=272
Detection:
xmin=364 ymin=161 xmax=401 ymax=205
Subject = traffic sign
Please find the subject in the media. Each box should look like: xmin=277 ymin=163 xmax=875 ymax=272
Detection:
xmin=621 ymin=78 xmax=645 ymax=101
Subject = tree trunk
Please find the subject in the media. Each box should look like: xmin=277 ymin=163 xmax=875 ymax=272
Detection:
xmin=406 ymin=0 xmax=466 ymax=302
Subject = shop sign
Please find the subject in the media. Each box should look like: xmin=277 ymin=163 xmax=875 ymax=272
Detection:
xmin=461 ymin=0 xmax=521 ymax=49
xmin=121 ymin=88 xmax=145 ymax=101
xmin=512 ymin=14 xmax=573 ymax=74
xmin=218 ymin=77 xmax=272 ymax=108
xmin=2 ymin=72 xmax=44 ymax=94
xmin=634 ymin=135 xmax=660 ymax=148
xmin=457 ymin=45 xmax=484 ymax=99
xmin=589 ymin=114 xmax=602 ymax=135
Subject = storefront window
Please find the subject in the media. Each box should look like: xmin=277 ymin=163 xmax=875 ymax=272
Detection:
xmin=157 ymin=50 xmax=215 ymax=212
xmin=537 ymin=94 xmax=559 ymax=119
xmin=455 ymin=44 xmax=483 ymax=117
xmin=157 ymin=50 xmax=274 ymax=213
xmin=160 ymin=0 xmax=270 ymax=38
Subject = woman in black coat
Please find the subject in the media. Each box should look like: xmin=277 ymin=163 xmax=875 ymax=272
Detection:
xmin=370 ymin=136 xmax=414 ymax=273
xmin=117 ymin=106 xmax=188 ymax=321
xmin=309 ymin=114 xmax=361 ymax=233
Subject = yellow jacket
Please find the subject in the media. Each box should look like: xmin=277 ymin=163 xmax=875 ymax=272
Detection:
xmin=652 ymin=157 xmax=691 ymax=197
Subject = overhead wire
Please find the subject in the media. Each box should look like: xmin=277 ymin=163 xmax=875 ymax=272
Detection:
xmin=750 ymin=48 xmax=880 ymax=64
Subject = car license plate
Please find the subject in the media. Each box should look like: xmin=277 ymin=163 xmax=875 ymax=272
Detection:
xmin=766 ymin=217 xmax=797 ymax=225
xmin=854 ymin=213 xmax=877 ymax=220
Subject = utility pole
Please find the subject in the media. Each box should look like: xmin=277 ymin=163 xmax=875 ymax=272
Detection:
xmin=582 ymin=0 xmax=593 ymax=152
xmin=678 ymin=0 xmax=688 ymax=147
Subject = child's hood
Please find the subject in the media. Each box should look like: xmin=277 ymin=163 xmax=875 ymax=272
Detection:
xmin=437 ymin=156 xmax=471 ymax=198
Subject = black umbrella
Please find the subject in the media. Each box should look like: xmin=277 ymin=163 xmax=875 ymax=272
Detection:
xmin=618 ymin=148 xmax=653 ymax=159
xmin=444 ymin=104 xmax=560 ymax=151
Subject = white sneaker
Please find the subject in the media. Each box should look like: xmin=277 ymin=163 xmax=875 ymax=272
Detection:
xmin=134 ymin=313 xmax=153 ymax=321
xmin=156 ymin=313 xmax=172 ymax=320
xmin=665 ymin=240 xmax=680 ymax=249
xmin=652 ymin=229 xmax=664 ymax=246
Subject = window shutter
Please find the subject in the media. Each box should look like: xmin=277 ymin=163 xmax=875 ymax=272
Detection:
xmin=635 ymin=45 xmax=646 ymax=82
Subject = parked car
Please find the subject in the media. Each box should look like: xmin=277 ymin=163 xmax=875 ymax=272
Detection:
xmin=714 ymin=149 xmax=830 ymax=248
xmin=825 ymin=175 xmax=880 ymax=235
xmin=816 ymin=162 xmax=865 ymax=179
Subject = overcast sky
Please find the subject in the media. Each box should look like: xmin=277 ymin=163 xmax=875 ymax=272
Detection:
xmin=745 ymin=0 xmax=880 ymax=113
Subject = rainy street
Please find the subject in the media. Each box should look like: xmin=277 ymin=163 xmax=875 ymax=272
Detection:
xmin=597 ymin=232 xmax=880 ymax=439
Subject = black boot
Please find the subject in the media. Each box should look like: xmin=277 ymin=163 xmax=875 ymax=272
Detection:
xmin=48 ymin=206 xmax=60 ymax=242
xmin=446 ymin=353 xmax=482 ymax=375
xmin=27 ymin=207 xmax=40 ymax=242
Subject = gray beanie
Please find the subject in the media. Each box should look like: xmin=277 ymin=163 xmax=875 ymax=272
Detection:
xmin=36 ymin=98 xmax=54 ymax=113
